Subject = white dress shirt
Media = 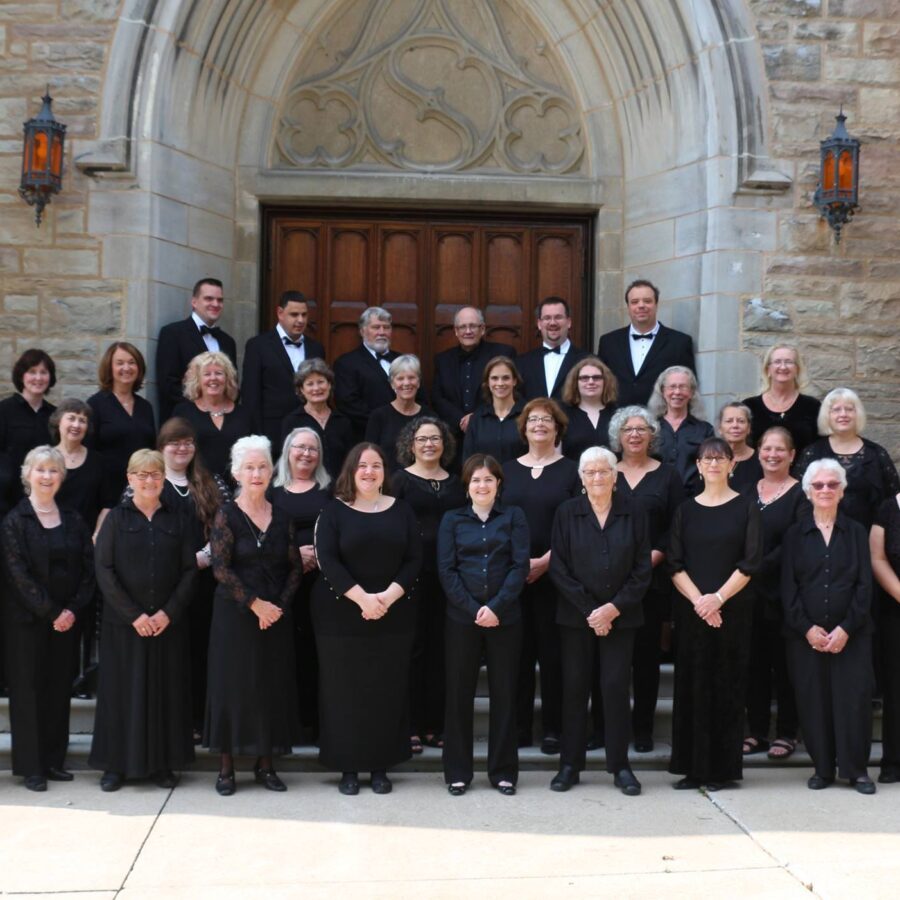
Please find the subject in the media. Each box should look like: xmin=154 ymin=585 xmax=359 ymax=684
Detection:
xmin=364 ymin=343 xmax=392 ymax=377
xmin=542 ymin=338 xmax=570 ymax=395
xmin=192 ymin=311 xmax=220 ymax=353
xmin=628 ymin=323 xmax=660 ymax=375
xmin=276 ymin=323 xmax=306 ymax=372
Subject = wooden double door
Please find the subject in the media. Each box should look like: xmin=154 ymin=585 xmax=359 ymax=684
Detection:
xmin=263 ymin=209 xmax=592 ymax=383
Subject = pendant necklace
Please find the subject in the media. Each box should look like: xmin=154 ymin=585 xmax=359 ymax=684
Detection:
xmin=240 ymin=508 xmax=266 ymax=548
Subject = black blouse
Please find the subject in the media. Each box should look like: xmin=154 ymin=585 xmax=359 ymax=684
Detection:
xmin=730 ymin=454 xmax=764 ymax=495
xmin=549 ymin=493 xmax=652 ymax=629
xmin=743 ymin=393 xmax=820 ymax=455
xmin=875 ymin=497 xmax=900 ymax=579
xmin=270 ymin=484 xmax=331 ymax=547
xmin=462 ymin=399 xmax=527 ymax=465
xmin=86 ymin=391 xmax=156 ymax=497
xmin=0 ymin=393 xmax=55 ymax=510
xmin=56 ymin=449 xmax=115 ymax=531
xmin=560 ymin=404 xmax=617 ymax=462
xmin=171 ymin=401 xmax=254 ymax=480
xmin=365 ymin=403 xmax=437 ymax=471
xmin=781 ymin=512 xmax=872 ymax=638
xmin=615 ymin=463 xmax=683 ymax=554
xmin=656 ymin=415 xmax=714 ymax=497
xmin=280 ymin=408 xmax=355 ymax=480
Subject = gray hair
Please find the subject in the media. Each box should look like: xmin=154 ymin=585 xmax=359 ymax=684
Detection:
xmin=230 ymin=435 xmax=272 ymax=478
xmin=21 ymin=445 xmax=66 ymax=494
xmin=389 ymin=353 xmax=421 ymax=381
xmin=578 ymin=445 xmax=618 ymax=476
xmin=818 ymin=387 xmax=867 ymax=436
xmin=274 ymin=427 xmax=331 ymax=490
xmin=801 ymin=458 xmax=847 ymax=497
xmin=716 ymin=401 xmax=753 ymax=435
xmin=608 ymin=405 xmax=660 ymax=453
xmin=294 ymin=358 xmax=334 ymax=394
xmin=453 ymin=306 xmax=484 ymax=327
xmin=358 ymin=306 xmax=392 ymax=330
xmin=647 ymin=366 xmax=705 ymax=419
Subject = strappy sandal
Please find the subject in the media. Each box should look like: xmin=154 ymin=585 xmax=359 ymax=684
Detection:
xmin=742 ymin=736 xmax=769 ymax=755
xmin=410 ymin=735 xmax=424 ymax=755
xmin=767 ymin=738 xmax=796 ymax=760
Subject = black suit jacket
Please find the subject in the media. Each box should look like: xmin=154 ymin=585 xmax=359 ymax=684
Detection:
xmin=156 ymin=317 xmax=237 ymax=422
xmin=241 ymin=329 xmax=326 ymax=447
xmin=431 ymin=340 xmax=516 ymax=427
xmin=518 ymin=344 xmax=589 ymax=401
xmin=597 ymin=323 xmax=695 ymax=407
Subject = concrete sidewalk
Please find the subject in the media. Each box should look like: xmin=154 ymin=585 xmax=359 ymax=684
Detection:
xmin=1 ymin=768 xmax=898 ymax=898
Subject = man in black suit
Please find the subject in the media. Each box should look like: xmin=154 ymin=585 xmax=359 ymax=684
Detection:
xmin=518 ymin=297 xmax=589 ymax=400
xmin=241 ymin=290 xmax=326 ymax=452
xmin=155 ymin=278 xmax=238 ymax=422
xmin=432 ymin=306 xmax=516 ymax=439
xmin=597 ymin=279 xmax=696 ymax=407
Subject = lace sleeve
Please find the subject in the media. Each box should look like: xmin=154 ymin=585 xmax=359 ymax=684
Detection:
xmin=210 ymin=506 xmax=254 ymax=606
xmin=1 ymin=513 xmax=60 ymax=620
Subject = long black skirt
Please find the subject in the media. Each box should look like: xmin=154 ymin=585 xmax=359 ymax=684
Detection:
xmin=89 ymin=619 xmax=194 ymax=777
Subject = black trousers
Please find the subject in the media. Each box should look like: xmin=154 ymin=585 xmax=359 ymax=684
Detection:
xmin=517 ymin=576 xmax=562 ymax=742
xmin=443 ymin=618 xmax=521 ymax=786
xmin=746 ymin=608 xmax=798 ymax=741
xmin=879 ymin=609 xmax=900 ymax=775
xmin=788 ymin=632 xmax=873 ymax=781
xmin=560 ymin=625 xmax=635 ymax=773
xmin=410 ymin=572 xmax=446 ymax=737
xmin=630 ymin=585 xmax=667 ymax=740
xmin=5 ymin=619 xmax=76 ymax=777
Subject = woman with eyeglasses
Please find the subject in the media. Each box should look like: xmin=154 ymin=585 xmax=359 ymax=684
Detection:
xmin=782 ymin=459 xmax=875 ymax=794
xmin=392 ymin=417 xmax=465 ymax=754
xmin=502 ymin=399 xmax=579 ymax=754
xmin=559 ymin=357 xmax=619 ymax=462
xmin=90 ymin=450 xmax=196 ymax=792
xmin=668 ymin=437 xmax=762 ymax=791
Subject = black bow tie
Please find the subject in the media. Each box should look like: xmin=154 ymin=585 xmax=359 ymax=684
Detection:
xmin=283 ymin=336 xmax=304 ymax=348
xmin=375 ymin=352 xmax=392 ymax=362
xmin=199 ymin=324 xmax=220 ymax=336
xmin=542 ymin=346 xmax=561 ymax=355
xmin=632 ymin=332 xmax=654 ymax=341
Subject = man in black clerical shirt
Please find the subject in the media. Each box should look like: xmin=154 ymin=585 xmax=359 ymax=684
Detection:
xmin=597 ymin=279 xmax=696 ymax=407
xmin=155 ymin=278 xmax=238 ymax=422
xmin=518 ymin=297 xmax=588 ymax=400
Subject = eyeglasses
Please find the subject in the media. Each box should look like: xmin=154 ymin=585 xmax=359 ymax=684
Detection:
xmin=455 ymin=324 xmax=483 ymax=332
xmin=582 ymin=469 xmax=613 ymax=478
xmin=770 ymin=359 xmax=797 ymax=367
xmin=811 ymin=481 xmax=841 ymax=490
xmin=526 ymin=415 xmax=555 ymax=425
xmin=132 ymin=471 xmax=164 ymax=481
xmin=166 ymin=440 xmax=195 ymax=450
xmin=291 ymin=445 xmax=319 ymax=455
xmin=578 ymin=374 xmax=604 ymax=382
xmin=621 ymin=426 xmax=649 ymax=435
xmin=539 ymin=315 xmax=567 ymax=323
xmin=698 ymin=456 xmax=728 ymax=464
xmin=414 ymin=435 xmax=442 ymax=445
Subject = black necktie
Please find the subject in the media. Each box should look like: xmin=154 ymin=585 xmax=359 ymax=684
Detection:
xmin=632 ymin=332 xmax=654 ymax=341
xmin=283 ymin=336 xmax=304 ymax=349
xmin=199 ymin=324 xmax=219 ymax=336
xmin=542 ymin=346 xmax=561 ymax=355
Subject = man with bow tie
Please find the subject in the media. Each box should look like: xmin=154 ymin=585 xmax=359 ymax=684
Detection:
xmin=241 ymin=290 xmax=326 ymax=451
xmin=155 ymin=278 xmax=238 ymax=422
xmin=518 ymin=297 xmax=589 ymax=400
xmin=597 ymin=280 xmax=696 ymax=407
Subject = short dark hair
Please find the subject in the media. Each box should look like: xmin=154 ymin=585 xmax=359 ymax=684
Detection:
xmin=697 ymin=437 xmax=733 ymax=461
xmin=333 ymin=442 xmax=393 ymax=502
xmin=97 ymin=341 xmax=146 ymax=393
xmin=625 ymin=279 xmax=660 ymax=304
xmin=192 ymin=277 xmax=223 ymax=297
xmin=48 ymin=398 xmax=92 ymax=443
xmin=536 ymin=296 xmax=570 ymax=318
xmin=517 ymin=397 xmax=568 ymax=445
xmin=461 ymin=453 xmax=503 ymax=490
xmin=396 ymin=416 xmax=456 ymax=468
xmin=279 ymin=290 xmax=308 ymax=309
xmin=12 ymin=348 xmax=56 ymax=393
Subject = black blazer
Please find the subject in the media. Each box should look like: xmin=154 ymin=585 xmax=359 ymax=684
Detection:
xmin=241 ymin=329 xmax=325 ymax=445
xmin=431 ymin=340 xmax=516 ymax=427
xmin=156 ymin=317 xmax=238 ymax=422
xmin=597 ymin=323 xmax=695 ymax=407
xmin=518 ymin=344 xmax=589 ymax=400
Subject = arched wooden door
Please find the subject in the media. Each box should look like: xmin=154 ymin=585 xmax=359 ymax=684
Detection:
xmin=263 ymin=209 xmax=592 ymax=384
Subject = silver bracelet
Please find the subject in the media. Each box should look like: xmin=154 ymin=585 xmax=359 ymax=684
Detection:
xmin=715 ymin=591 xmax=725 ymax=606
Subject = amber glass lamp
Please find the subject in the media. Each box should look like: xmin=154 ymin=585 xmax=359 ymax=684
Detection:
xmin=19 ymin=91 xmax=67 ymax=227
xmin=813 ymin=109 xmax=860 ymax=244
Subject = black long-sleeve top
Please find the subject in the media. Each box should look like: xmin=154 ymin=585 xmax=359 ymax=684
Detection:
xmin=56 ymin=449 xmax=117 ymax=531
xmin=365 ymin=402 xmax=437 ymax=471
xmin=0 ymin=393 xmax=55 ymax=511
xmin=437 ymin=503 xmax=530 ymax=625
xmin=755 ymin=482 xmax=809 ymax=618
xmin=560 ymin=404 xmax=617 ymax=462
xmin=280 ymin=407 xmax=355 ymax=480
xmin=549 ymin=493 xmax=652 ymax=629
xmin=171 ymin=401 xmax=254 ymax=480
xmin=95 ymin=498 xmax=196 ymax=626
xmin=781 ymin=511 xmax=872 ymax=638
xmin=876 ymin=497 xmax=900 ymax=580
xmin=1 ymin=500 xmax=95 ymax=624
xmin=656 ymin=414 xmax=714 ymax=497
xmin=730 ymin=454 xmax=764 ymax=495
xmin=462 ymin=399 xmax=527 ymax=465
xmin=743 ymin=393 xmax=821 ymax=456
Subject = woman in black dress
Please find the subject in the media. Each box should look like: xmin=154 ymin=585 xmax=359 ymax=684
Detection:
xmin=393 ymin=416 xmax=465 ymax=753
xmin=2 ymin=446 xmax=94 ymax=791
xmin=271 ymin=426 xmax=332 ymax=742
xmin=172 ymin=351 xmax=253 ymax=480
xmin=365 ymin=355 xmax=435 ymax=471
xmin=796 ymin=388 xmax=900 ymax=531
xmin=782 ymin=459 xmax=875 ymax=794
xmin=560 ymin=356 xmax=618 ymax=462
xmin=609 ymin=405 xmax=684 ymax=753
xmin=280 ymin=359 xmax=354 ymax=480
xmin=157 ymin=417 xmax=230 ymax=742
xmin=668 ymin=437 xmax=762 ymax=790
xmin=549 ymin=446 xmax=651 ymax=796
xmin=438 ymin=454 xmax=529 ymax=795
xmin=742 ymin=344 xmax=820 ymax=456
xmin=205 ymin=436 xmax=301 ymax=795
xmin=717 ymin=402 xmax=762 ymax=493
xmin=462 ymin=356 xmax=526 ymax=464
xmin=871 ymin=488 xmax=900 ymax=784
xmin=502 ymin=398 xmax=579 ymax=754
xmin=312 ymin=443 xmax=423 ymax=795
xmin=743 ymin=426 xmax=806 ymax=762
xmin=87 ymin=342 xmax=156 ymax=500
xmin=90 ymin=449 xmax=196 ymax=792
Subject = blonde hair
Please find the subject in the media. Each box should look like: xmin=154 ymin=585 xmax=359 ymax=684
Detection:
xmin=127 ymin=449 xmax=164 ymax=474
xmin=182 ymin=351 xmax=239 ymax=403
xmin=818 ymin=388 xmax=867 ymax=436
xmin=761 ymin=344 xmax=806 ymax=392
xmin=21 ymin=445 xmax=66 ymax=494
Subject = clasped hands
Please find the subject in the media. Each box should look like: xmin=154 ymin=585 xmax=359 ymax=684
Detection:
xmin=475 ymin=606 xmax=500 ymax=628
xmin=359 ymin=592 xmax=392 ymax=621
xmin=52 ymin=609 xmax=76 ymax=633
xmin=132 ymin=610 xmax=171 ymax=637
xmin=806 ymin=624 xmax=848 ymax=653
xmin=694 ymin=593 xmax=723 ymax=628
xmin=587 ymin=603 xmax=619 ymax=637
xmin=250 ymin=598 xmax=283 ymax=630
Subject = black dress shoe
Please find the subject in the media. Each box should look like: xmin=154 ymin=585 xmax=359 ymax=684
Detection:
xmin=371 ymin=770 xmax=392 ymax=794
xmin=215 ymin=772 xmax=236 ymax=796
xmin=550 ymin=765 xmax=580 ymax=792
xmin=540 ymin=734 xmax=561 ymax=755
xmin=633 ymin=738 xmax=654 ymax=753
xmin=254 ymin=767 xmax=287 ymax=792
xmin=46 ymin=767 xmax=74 ymax=782
xmin=447 ymin=782 xmax=467 ymax=796
xmin=25 ymin=775 xmax=47 ymax=792
xmin=100 ymin=772 xmax=123 ymax=792
xmin=878 ymin=769 xmax=899 ymax=784
xmin=852 ymin=776 xmax=876 ymax=795
xmin=154 ymin=770 xmax=178 ymax=789
xmin=495 ymin=784 xmax=516 ymax=796
xmin=339 ymin=772 xmax=360 ymax=795
xmin=674 ymin=777 xmax=701 ymax=790
xmin=807 ymin=774 xmax=834 ymax=790
xmin=614 ymin=769 xmax=642 ymax=796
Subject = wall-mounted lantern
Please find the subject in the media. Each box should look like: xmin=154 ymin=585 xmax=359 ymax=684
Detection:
xmin=19 ymin=90 xmax=66 ymax=227
xmin=813 ymin=109 xmax=860 ymax=244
